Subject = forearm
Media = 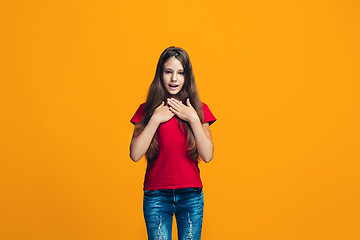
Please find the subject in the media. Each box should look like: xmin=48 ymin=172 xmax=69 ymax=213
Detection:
xmin=189 ymin=118 xmax=214 ymax=163
xmin=130 ymin=117 xmax=159 ymax=162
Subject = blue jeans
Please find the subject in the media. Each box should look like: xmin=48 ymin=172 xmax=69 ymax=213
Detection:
xmin=143 ymin=187 xmax=204 ymax=240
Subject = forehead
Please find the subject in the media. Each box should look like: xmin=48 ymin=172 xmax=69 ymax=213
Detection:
xmin=163 ymin=57 xmax=183 ymax=69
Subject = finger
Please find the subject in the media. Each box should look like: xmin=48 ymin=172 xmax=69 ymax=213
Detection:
xmin=168 ymin=110 xmax=175 ymax=116
xmin=156 ymin=101 xmax=165 ymax=109
xmin=166 ymin=106 xmax=175 ymax=114
xmin=170 ymin=98 xmax=181 ymax=104
xmin=168 ymin=102 xmax=180 ymax=111
xmin=167 ymin=99 xmax=181 ymax=110
xmin=186 ymin=98 xmax=192 ymax=107
xmin=169 ymin=106 xmax=179 ymax=115
xmin=174 ymin=98 xmax=184 ymax=106
xmin=172 ymin=98 xmax=183 ymax=107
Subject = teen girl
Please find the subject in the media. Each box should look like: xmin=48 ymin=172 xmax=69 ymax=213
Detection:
xmin=129 ymin=46 xmax=216 ymax=240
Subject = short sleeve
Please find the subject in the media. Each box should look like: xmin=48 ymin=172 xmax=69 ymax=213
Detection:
xmin=130 ymin=103 xmax=145 ymax=124
xmin=202 ymin=102 xmax=216 ymax=125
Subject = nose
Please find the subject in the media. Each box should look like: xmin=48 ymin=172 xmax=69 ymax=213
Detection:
xmin=171 ymin=73 xmax=177 ymax=82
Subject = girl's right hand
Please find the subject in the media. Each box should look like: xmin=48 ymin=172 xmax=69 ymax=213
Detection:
xmin=152 ymin=101 xmax=174 ymax=124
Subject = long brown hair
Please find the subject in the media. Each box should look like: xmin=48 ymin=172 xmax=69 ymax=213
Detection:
xmin=134 ymin=46 xmax=204 ymax=166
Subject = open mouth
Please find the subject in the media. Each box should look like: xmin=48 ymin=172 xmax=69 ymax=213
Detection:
xmin=169 ymin=84 xmax=179 ymax=90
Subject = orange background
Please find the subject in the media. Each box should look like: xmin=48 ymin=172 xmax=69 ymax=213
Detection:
xmin=1 ymin=0 xmax=359 ymax=239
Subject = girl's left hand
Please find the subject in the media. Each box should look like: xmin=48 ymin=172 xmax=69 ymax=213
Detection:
xmin=167 ymin=98 xmax=200 ymax=123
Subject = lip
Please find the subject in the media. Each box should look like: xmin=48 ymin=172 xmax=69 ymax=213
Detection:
xmin=169 ymin=84 xmax=179 ymax=90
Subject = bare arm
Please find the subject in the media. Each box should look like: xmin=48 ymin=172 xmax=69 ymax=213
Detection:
xmin=167 ymin=98 xmax=214 ymax=163
xmin=188 ymin=120 xmax=214 ymax=163
xmin=129 ymin=102 xmax=174 ymax=162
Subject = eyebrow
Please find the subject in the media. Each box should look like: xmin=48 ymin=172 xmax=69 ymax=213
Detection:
xmin=164 ymin=67 xmax=184 ymax=71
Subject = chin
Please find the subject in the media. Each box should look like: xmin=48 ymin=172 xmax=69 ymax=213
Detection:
xmin=167 ymin=90 xmax=180 ymax=95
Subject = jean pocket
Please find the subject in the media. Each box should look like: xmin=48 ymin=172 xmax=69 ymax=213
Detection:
xmin=144 ymin=190 xmax=157 ymax=197
xmin=190 ymin=187 xmax=202 ymax=192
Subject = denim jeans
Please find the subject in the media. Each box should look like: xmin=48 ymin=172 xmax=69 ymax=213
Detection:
xmin=143 ymin=187 xmax=204 ymax=240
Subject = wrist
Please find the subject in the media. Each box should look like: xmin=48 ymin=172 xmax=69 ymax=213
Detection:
xmin=188 ymin=115 xmax=201 ymax=125
xmin=149 ymin=115 xmax=161 ymax=126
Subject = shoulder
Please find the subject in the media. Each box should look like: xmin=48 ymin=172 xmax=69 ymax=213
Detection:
xmin=200 ymin=102 xmax=217 ymax=125
xmin=201 ymin=102 xmax=211 ymax=112
xmin=139 ymin=102 xmax=146 ymax=110
xmin=201 ymin=102 xmax=209 ymax=108
xmin=130 ymin=102 xmax=146 ymax=124
xmin=134 ymin=102 xmax=146 ymax=115
xmin=137 ymin=103 xmax=146 ymax=116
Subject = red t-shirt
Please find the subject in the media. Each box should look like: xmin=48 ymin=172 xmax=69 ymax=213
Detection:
xmin=130 ymin=102 xmax=216 ymax=190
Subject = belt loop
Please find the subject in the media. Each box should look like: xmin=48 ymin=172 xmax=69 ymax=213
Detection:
xmin=173 ymin=189 xmax=176 ymax=203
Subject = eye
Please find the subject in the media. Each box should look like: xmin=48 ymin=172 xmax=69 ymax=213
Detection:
xmin=165 ymin=70 xmax=172 ymax=74
xmin=178 ymin=72 xmax=184 ymax=75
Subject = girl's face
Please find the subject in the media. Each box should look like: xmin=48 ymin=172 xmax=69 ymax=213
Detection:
xmin=162 ymin=57 xmax=185 ymax=96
